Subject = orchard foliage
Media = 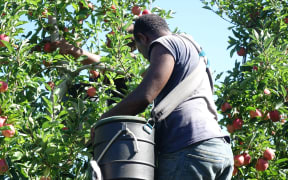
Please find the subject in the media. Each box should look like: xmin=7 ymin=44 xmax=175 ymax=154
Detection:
xmin=202 ymin=0 xmax=288 ymax=179
xmin=0 ymin=0 xmax=173 ymax=179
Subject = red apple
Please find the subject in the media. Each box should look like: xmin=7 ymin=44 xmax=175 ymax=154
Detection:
xmin=108 ymin=31 xmax=115 ymax=35
xmin=88 ymin=2 xmax=94 ymax=10
xmin=269 ymin=110 xmax=281 ymax=122
xmin=237 ymin=47 xmax=245 ymax=56
xmin=111 ymin=5 xmax=116 ymax=10
xmin=226 ymin=124 xmax=234 ymax=134
xmin=32 ymin=45 xmax=42 ymax=52
xmin=42 ymin=9 xmax=48 ymax=17
xmin=234 ymin=154 xmax=244 ymax=167
xmin=263 ymin=148 xmax=275 ymax=160
xmin=232 ymin=118 xmax=244 ymax=130
xmin=0 ymin=81 xmax=8 ymax=93
xmin=47 ymin=82 xmax=55 ymax=90
xmin=90 ymin=70 xmax=100 ymax=79
xmin=242 ymin=153 xmax=251 ymax=165
xmin=284 ymin=17 xmax=288 ymax=24
xmin=0 ymin=116 xmax=7 ymax=127
xmin=2 ymin=124 xmax=15 ymax=138
xmin=264 ymin=88 xmax=270 ymax=95
xmin=249 ymin=109 xmax=262 ymax=119
xmin=255 ymin=158 xmax=269 ymax=171
xmin=227 ymin=113 xmax=232 ymax=118
xmin=249 ymin=11 xmax=260 ymax=19
xmin=103 ymin=18 xmax=109 ymax=23
xmin=132 ymin=6 xmax=141 ymax=15
xmin=221 ymin=102 xmax=232 ymax=112
xmin=0 ymin=34 xmax=9 ymax=47
xmin=0 ymin=158 xmax=8 ymax=175
xmin=252 ymin=66 xmax=258 ymax=71
xmin=106 ymin=38 xmax=111 ymax=48
xmin=43 ymin=60 xmax=51 ymax=67
xmin=232 ymin=166 xmax=238 ymax=176
xmin=43 ymin=43 xmax=52 ymax=53
xmin=142 ymin=9 xmax=151 ymax=15
xmin=106 ymin=31 xmax=115 ymax=48
xmin=87 ymin=87 xmax=96 ymax=97
xmin=62 ymin=127 xmax=68 ymax=131
xmin=63 ymin=27 xmax=69 ymax=32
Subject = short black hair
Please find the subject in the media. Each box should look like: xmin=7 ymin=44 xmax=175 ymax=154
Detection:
xmin=133 ymin=14 xmax=170 ymax=41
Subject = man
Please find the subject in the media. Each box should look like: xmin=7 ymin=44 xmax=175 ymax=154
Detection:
xmin=100 ymin=14 xmax=234 ymax=180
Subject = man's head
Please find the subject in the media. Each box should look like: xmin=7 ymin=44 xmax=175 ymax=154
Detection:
xmin=133 ymin=14 xmax=170 ymax=58
xmin=133 ymin=14 xmax=170 ymax=42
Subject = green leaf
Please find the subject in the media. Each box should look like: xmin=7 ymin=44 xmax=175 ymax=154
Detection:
xmin=264 ymin=37 xmax=274 ymax=49
xmin=76 ymin=55 xmax=88 ymax=62
xmin=43 ymin=96 xmax=52 ymax=109
xmin=252 ymin=29 xmax=260 ymax=41
xmin=202 ymin=6 xmax=212 ymax=10
xmin=275 ymin=158 xmax=288 ymax=164
xmin=122 ymin=21 xmax=133 ymax=32
xmin=42 ymin=121 xmax=51 ymax=129
xmin=275 ymin=102 xmax=283 ymax=110
xmin=78 ymin=99 xmax=85 ymax=114
xmin=0 ymin=126 xmax=12 ymax=131
xmin=232 ymin=29 xmax=241 ymax=39
xmin=12 ymin=151 xmax=23 ymax=161
xmin=1 ymin=40 xmax=14 ymax=53
xmin=44 ymin=115 xmax=52 ymax=121
xmin=230 ymin=48 xmax=236 ymax=58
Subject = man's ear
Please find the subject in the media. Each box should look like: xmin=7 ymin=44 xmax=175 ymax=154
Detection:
xmin=136 ymin=33 xmax=148 ymax=44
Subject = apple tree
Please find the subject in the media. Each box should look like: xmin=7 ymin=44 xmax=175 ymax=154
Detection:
xmin=0 ymin=0 xmax=174 ymax=179
xmin=202 ymin=0 xmax=288 ymax=179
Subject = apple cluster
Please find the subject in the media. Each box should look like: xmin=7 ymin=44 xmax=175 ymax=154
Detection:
xmin=0 ymin=115 xmax=16 ymax=175
xmin=0 ymin=158 xmax=8 ymax=175
xmin=233 ymin=152 xmax=251 ymax=175
xmin=0 ymin=81 xmax=8 ymax=93
xmin=221 ymin=102 xmax=245 ymax=134
xmin=233 ymin=148 xmax=275 ymax=176
xmin=223 ymin=101 xmax=283 ymax=135
xmin=220 ymin=100 xmax=281 ymax=176
xmin=0 ymin=83 xmax=15 ymax=138
xmin=0 ymin=34 xmax=9 ymax=47
xmin=0 ymin=116 xmax=15 ymax=138
xmin=131 ymin=5 xmax=151 ymax=16
xmin=255 ymin=148 xmax=275 ymax=171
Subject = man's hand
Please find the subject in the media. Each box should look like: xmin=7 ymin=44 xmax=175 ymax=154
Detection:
xmin=51 ymin=39 xmax=101 ymax=65
xmin=51 ymin=39 xmax=75 ymax=55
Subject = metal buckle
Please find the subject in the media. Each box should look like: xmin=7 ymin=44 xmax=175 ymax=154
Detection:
xmin=143 ymin=119 xmax=154 ymax=134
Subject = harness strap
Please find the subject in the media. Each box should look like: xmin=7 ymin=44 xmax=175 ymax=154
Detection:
xmin=151 ymin=34 xmax=214 ymax=123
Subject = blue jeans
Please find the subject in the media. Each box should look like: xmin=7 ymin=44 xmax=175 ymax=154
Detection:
xmin=156 ymin=137 xmax=234 ymax=180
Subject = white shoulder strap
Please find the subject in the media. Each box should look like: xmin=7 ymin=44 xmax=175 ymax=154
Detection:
xmin=151 ymin=33 xmax=213 ymax=122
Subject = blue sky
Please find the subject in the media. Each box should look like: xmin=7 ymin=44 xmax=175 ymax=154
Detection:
xmin=153 ymin=0 xmax=237 ymax=81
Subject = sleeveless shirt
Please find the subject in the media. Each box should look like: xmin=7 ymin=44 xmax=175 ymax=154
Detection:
xmin=148 ymin=34 xmax=225 ymax=153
